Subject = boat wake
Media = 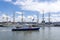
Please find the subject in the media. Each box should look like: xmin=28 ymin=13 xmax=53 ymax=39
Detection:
xmin=0 ymin=27 xmax=12 ymax=32
xmin=0 ymin=29 xmax=11 ymax=32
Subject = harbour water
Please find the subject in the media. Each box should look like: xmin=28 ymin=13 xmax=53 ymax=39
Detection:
xmin=0 ymin=27 xmax=60 ymax=40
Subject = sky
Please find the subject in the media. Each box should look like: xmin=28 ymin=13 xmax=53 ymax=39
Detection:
xmin=0 ymin=0 xmax=60 ymax=22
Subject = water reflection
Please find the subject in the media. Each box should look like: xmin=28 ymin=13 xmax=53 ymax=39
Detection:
xmin=12 ymin=31 xmax=40 ymax=40
xmin=12 ymin=27 xmax=52 ymax=40
xmin=48 ymin=27 xmax=51 ymax=40
xmin=0 ymin=27 xmax=60 ymax=40
xmin=41 ymin=27 xmax=51 ymax=40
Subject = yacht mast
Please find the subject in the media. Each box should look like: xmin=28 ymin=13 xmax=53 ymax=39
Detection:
xmin=37 ymin=13 xmax=39 ymax=24
xmin=48 ymin=12 xmax=50 ymax=23
xmin=6 ymin=14 xmax=8 ymax=24
xmin=42 ymin=10 xmax=45 ymax=28
xmin=21 ymin=11 xmax=23 ymax=25
xmin=42 ymin=10 xmax=45 ymax=23
xmin=42 ymin=10 xmax=44 ymax=21
xmin=21 ymin=12 xmax=23 ymax=23
xmin=13 ymin=12 xmax=15 ymax=23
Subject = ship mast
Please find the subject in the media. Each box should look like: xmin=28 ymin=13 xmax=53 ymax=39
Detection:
xmin=6 ymin=14 xmax=8 ymax=25
xmin=21 ymin=12 xmax=23 ymax=23
xmin=37 ymin=13 xmax=39 ymax=23
xmin=48 ymin=12 xmax=50 ymax=23
xmin=43 ymin=10 xmax=44 ymax=21
xmin=42 ymin=10 xmax=45 ymax=23
xmin=13 ymin=12 xmax=15 ymax=24
xmin=21 ymin=12 xmax=23 ymax=25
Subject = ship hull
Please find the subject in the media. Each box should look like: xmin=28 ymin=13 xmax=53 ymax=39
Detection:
xmin=12 ymin=27 xmax=40 ymax=31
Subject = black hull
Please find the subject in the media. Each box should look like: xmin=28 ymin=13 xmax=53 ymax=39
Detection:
xmin=12 ymin=28 xmax=40 ymax=31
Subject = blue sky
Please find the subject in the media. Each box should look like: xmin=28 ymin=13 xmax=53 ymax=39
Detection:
xmin=0 ymin=0 xmax=40 ymax=16
xmin=0 ymin=0 xmax=60 ymax=22
xmin=0 ymin=1 xmax=21 ymax=15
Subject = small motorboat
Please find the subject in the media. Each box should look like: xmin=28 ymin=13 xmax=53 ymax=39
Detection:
xmin=12 ymin=25 xmax=40 ymax=31
xmin=12 ymin=24 xmax=40 ymax=31
xmin=12 ymin=27 xmax=40 ymax=31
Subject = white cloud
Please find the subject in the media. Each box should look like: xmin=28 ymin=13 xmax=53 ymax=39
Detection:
xmin=16 ymin=11 xmax=23 ymax=14
xmin=0 ymin=16 xmax=3 ymax=22
xmin=51 ymin=14 xmax=60 ymax=17
xmin=44 ymin=14 xmax=60 ymax=22
xmin=4 ymin=0 xmax=60 ymax=13
xmin=1 ymin=14 xmax=12 ymax=22
xmin=23 ymin=1 xmax=60 ymax=13
xmin=27 ymin=16 xmax=33 ymax=19
xmin=2 ymin=0 xmax=60 ymax=22
xmin=51 ymin=17 xmax=60 ymax=22
xmin=27 ymin=15 xmax=38 ymax=22
xmin=10 ymin=0 xmax=60 ymax=13
xmin=33 ymin=15 xmax=37 ymax=19
xmin=17 ymin=16 xmax=25 ymax=19
xmin=15 ymin=15 xmax=28 ymax=22
xmin=15 ymin=15 xmax=38 ymax=22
